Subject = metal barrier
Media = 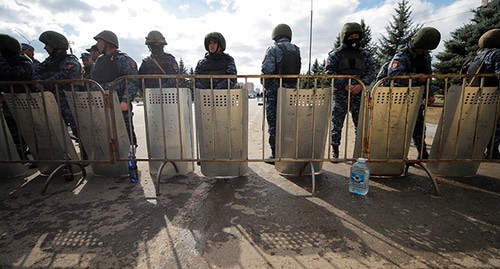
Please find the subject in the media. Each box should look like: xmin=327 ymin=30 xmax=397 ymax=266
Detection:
xmin=1 ymin=73 xmax=499 ymax=196
xmin=428 ymin=84 xmax=500 ymax=176
xmin=143 ymin=87 xmax=195 ymax=193
xmin=194 ymin=87 xmax=248 ymax=177
xmin=0 ymin=112 xmax=26 ymax=177
xmin=275 ymin=87 xmax=332 ymax=195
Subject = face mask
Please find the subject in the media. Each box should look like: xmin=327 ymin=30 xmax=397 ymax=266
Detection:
xmin=345 ymin=38 xmax=361 ymax=48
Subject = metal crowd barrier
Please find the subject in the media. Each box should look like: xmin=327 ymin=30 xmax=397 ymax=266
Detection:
xmin=1 ymin=74 xmax=499 ymax=196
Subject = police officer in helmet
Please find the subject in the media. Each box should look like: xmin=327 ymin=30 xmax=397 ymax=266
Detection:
xmin=194 ymin=32 xmax=237 ymax=89
xmin=91 ymin=30 xmax=140 ymax=147
xmin=385 ymin=26 xmax=441 ymax=159
xmin=325 ymin=22 xmax=376 ymax=159
xmin=261 ymin=23 xmax=301 ymax=163
xmin=139 ymin=30 xmax=179 ymax=88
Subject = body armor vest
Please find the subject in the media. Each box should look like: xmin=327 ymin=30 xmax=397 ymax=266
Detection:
xmin=466 ymin=49 xmax=497 ymax=87
xmin=337 ymin=48 xmax=366 ymax=76
xmin=197 ymin=53 xmax=229 ymax=88
xmin=41 ymin=53 xmax=74 ymax=79
xmin=276 ymin=43 xmax=301 ymax=87
xmin=92 ymin=54 xmax=120 ymax=84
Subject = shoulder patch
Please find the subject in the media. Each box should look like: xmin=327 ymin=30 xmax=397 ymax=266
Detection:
xmin=391 ymin=60 xmax=399 ymax=69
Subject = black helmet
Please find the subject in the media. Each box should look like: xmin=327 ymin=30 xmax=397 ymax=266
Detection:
xmin=412 ymin=27 xmax=441 ymax=50
xmin=478 ymin=29 xmax=500 ymax=49
xmin=340 ymin=22 xmax=363 ymax=42
xmin=0 ymin=34 xmax=21 ymax=53
xmin=272 ymin=24 xmax=292 ymax=41
xmin=39 ymin=30 xmax=69 ymax=50
xmin=94 ymin=30 xmax=119 ymax=48
xmin=204 ymin=32 xmax=226 ymax=51
xmin=80 ymin=52 xmax=91 ymax=59
xmin=86 ymin=44 xmax=98 ymax=52
xmin=145 ymin=30 xmax=167 ymax=45
xmin=21 ymin=43 xmax=34 ymax=51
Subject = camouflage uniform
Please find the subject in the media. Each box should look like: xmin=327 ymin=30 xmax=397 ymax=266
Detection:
xmin=91 ymin=50 xmax=140 ymax=146
xmin=1 ymin=35 xmax=33 ymax=157
xmin=195 ymin=32 xmax=237 ymax=89
xmin=461 ymin=29 xmax=500 ymax=158
xmin=34 ymin=51 xmax=81 ymax=137
xmin=262 ymin=24 xmax=301 ymax=158
xmin=139 ymin=54 xmax=179 ymax=87
xmin=325 ymin=23 xmax=376 ymax=155
xmin=385 ymin=27 xmax=441 ymax=159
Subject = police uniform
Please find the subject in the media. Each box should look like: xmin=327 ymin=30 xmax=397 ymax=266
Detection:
xmin=262 ymin=29 xmax=301 ymax=158
xmin=195 ymin=52 xmax=237 ymax=89
xmin=91 ymin=50 xmax=140 ymax=146
xmin=139 ymin=52 xmax=179 ymax=88
xmin=325 ymin=23 xmax=376 ymax=157
xmin=34 ymin=51 xmax=81 ymax=137
xmin=1 ymin=34 xmax=33 ymax=157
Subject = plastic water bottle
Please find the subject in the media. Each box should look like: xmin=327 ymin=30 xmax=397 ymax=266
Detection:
xmin=62 ymin=152 xmax=74 ymax=182
xmin=128 ymin=147 xmax=139 ymax=183
xmin=349 ymin=158 xmax=370 ymax=195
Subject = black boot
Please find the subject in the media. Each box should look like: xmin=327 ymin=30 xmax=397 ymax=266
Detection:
xmin=416 ymin=145 xmax=429 ymax=159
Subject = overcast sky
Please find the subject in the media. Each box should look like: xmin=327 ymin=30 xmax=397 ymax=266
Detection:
xmin=1 ymin=0 xmax=483 ymax=88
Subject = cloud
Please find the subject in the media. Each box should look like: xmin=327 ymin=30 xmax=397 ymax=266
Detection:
xmin=1 ymin=0 xmax=480 ymax=88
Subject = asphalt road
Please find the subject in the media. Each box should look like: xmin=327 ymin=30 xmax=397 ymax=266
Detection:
xmin=0 ymin=98 xmax=499 ymax=268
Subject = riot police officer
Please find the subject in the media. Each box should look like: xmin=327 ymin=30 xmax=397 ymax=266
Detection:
xmin=139 ymin=30 xmax=179 ymax=88
xmin=325 ymin=22 xmax=376 ymax=159
xmin=261 ymin=24 xmax=301 ymax=162
xmin=34 ymin=30 xmax=81 ymax=139
xmin=461 ymin=29 xmax=500 ymax=159
xmin=91 ymin=30 xmax=140 ymax=147
xmin=194 ymin=32 xmax=237 ymax=89
xmin=385 ymin=27 xmax=441 ymax=159
xmin=0 ymin=34 xmax=33 ymax=157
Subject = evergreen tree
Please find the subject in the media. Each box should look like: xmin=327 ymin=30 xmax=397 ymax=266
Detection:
xmin=434 ymin=0 xmax=500 ymax=76
xmin=178 ymin=58 xmax=190 ymax=88
xmin=376 ymin=0 xmax=420 ymax=64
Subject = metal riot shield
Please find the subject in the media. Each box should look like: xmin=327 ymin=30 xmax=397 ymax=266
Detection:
xmin=428 ymin=85 xmax=499 ymax=176
xmin=144 ymin=88 xmax=194 ymax=177
xmin=0 ymin=112 xmax=26 ymax=177
xmin=354 ymin=86 xmax=424 ymax=175
xmin=275 ymin=88 xmax=331 ymax=175
xmin=3 ymin=92 xmax=79 ymax=175
xmin=66 ymin=90 xmax=129 ymax=176
xmin=195 ymin=88 xmax=248 ymax=177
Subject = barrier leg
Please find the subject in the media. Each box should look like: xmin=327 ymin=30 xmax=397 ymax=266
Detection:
xmin=310 ymin=162 xmax=317 ymax=196
xmin=42 ymin=163 xmax=87 ymax=195
xmin=155 ymin=161 xmax=179 ymax=196
xmin=405 ymin=162 xmax=440 ymax=196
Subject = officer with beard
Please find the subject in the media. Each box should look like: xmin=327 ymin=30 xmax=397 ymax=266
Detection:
xmin=325 ymin=22 xmax=376 ymax=159
xmin=34 ymin=30 xmax=81 ymax=139
xmin=139 ymin=30 xmax=179 ymax=88
xmin=385 ymin=26 xmax=441 ymax=159
xmin=91 ymin=30 xmax=139 ymax=147
xmin=194 ymin=32 xmax=237 ymax=89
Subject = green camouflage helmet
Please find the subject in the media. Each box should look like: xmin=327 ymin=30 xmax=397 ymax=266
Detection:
xmin=145 ymin=30 xmax=167 ymax=46
xmin=412 ymin=27 xmax=441 ymax=50
xmin=340 ymin=22 xmax=363 ymax=42
xmin=272 ymin=23 xmax=292 ymax=41
xmin=478 ymin=29 xmax=500 ymax=49
xmin=204 ymin=32 xmax=226 ymax=51
xmin=39 ymin=30 xmax=69 ymax=50
xmin=0 ymin=34 xmax=21 ymax=53
xmin=94 ymin=30 xmax=119 ymax=48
